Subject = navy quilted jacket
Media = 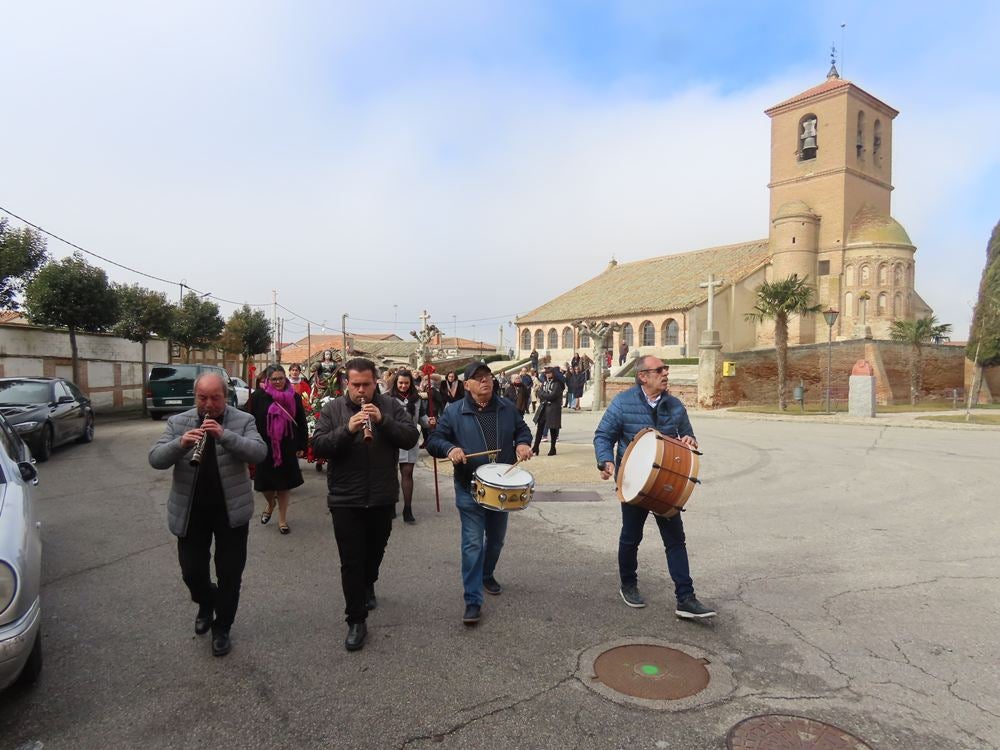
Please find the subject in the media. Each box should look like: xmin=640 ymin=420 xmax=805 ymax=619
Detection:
xmin=593 ymin=385 xmax=695 ymax=472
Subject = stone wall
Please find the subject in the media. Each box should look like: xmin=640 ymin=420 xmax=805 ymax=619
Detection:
xmin=605 ymin=377 xmax=697 ymax=408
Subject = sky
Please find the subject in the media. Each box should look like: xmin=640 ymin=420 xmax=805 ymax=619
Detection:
xmin=3 ymin=1 xmax=998 ymax=347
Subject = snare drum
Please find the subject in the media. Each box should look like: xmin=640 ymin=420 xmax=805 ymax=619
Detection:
xmin=616 ymin=428 xmax=700 ymax=518
xmin=471 ymin=463 xmax=535 ymax=512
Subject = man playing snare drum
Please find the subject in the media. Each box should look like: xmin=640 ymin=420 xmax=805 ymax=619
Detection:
xmin=427 ymin=361 xmax=533 ymax=626
xmin=593 ymin=355 xmax=716 ymax=619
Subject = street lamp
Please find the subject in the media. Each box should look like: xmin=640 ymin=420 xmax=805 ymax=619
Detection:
xmin=823 ymin=308 xmax=840 ymax=413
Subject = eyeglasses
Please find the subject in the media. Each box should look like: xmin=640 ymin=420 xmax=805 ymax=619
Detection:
xmin=639 ymin=366 xmax=669 ymax=375
xmin=269 ymin=376 xmax=286 ymax=383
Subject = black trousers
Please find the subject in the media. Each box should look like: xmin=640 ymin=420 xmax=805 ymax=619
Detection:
xmin=176 ymin=500 xmax=249 ymax=634
xmin=531 ymin=414 xmax=559 ymax=451
xmin=330 ymin=506 xmax=394 ymax=624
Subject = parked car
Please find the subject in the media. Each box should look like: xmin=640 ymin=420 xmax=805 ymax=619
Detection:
xmin=230 ymin=377 xmax=251 ymax=408
xmin=146 ymin=364 xmax=238 ymax=420
xmin=0 ymin=413 xmax=43 ymax=690
xmin=0 ymin=377 xmax=95 ymax=462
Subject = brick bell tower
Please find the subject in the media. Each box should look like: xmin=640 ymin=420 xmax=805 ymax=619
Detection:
xmin=764 ymin=62 xmax=903 ymax=343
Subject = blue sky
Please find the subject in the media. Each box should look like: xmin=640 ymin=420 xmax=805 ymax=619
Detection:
xmin=2 ymin=1 xmax=998 ymax=345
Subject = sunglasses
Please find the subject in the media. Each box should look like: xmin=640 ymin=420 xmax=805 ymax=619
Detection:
xmin=639 ymin=366 xmax=669 ymax=375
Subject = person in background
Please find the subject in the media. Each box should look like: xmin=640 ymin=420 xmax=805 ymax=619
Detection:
xmin=532 ymin=365 xmax=564 ymax=456
xmin=388 ymin=369 xmax=422 ymax=524
xmin=440 ymin=370 xmax=464 ymax=405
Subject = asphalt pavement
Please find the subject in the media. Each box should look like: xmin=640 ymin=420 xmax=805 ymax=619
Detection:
xmin=1 ymin=407 xmax=998 ymax=750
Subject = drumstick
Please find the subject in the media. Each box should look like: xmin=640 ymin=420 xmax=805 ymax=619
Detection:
xmin=500 ymin=456 xmax=527 ymax=477
xmin=435 ymin=449 xmax=500 ymax=463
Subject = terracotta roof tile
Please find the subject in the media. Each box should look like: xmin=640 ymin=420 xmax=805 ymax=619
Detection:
xmin=765 ymin=77 xmax=897 ymax=117
xmin=517 ymin=239 xmax=770 ymax=324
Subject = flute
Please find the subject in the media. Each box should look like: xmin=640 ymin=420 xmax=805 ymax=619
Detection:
xmin=360 ymin=398 xmax=374 ymax=442
xmin=189 ymin=413 xmax=210 ymax=466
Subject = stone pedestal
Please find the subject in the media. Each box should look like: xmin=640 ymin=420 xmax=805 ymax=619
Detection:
xmin=697 ymin=331 xmax=722 ymax=408
xmin=848 ymin=360 xmax=877 ymax=417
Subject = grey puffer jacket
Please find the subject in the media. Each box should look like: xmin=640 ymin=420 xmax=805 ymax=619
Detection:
xmin=149 ymin=407 xmax=268 ymax=537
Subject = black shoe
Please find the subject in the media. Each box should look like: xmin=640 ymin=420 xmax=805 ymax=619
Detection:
xmin=462 ymin=604 xmax=482 ymax=625
xmin=547 ymin=446 xmax=556 ymax=456
xmin=365 ymin=585 xmax=377 ymax=611
xmin=483 ymin=577 xmax=502 ymax=596
xmin=619 ymin=584 xmax=646 ymax=608
xmin=211 ymin=631 xmax=232 ymax=657
xmin=675 ymin=596 xmax=717 ymax=619
xmin=345 ymin=622 xmax=367 ymax=651
xmin=195 ymin=606 xmax=213 ymax=636
xmin=531 ymin=447 xmax=539 ymax=455
xmin=402 ymin=507 xmax=416 ymax=524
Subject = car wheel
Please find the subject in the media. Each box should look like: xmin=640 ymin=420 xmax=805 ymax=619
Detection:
xmin=35 ymin=424 xmax=53 ymax=462
xmin=15 ymin=630 xmax=42 ymax=686
xmin=76 ymin=414 xmax=95 ymax=443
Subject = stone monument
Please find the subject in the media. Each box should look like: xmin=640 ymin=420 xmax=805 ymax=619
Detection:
xmin=697 ymin=274 xmax=724 ymax=408
xmin=848 ymin=359 xmax=877 ymax=417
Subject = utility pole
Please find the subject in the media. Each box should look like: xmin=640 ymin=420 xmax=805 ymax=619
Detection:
xmin=270 ymin=290 xmax=278 ymax=361
xmin=341 ymin=313 xmax=348 ymax=362
xmin=307 ymin=322 xmax=312 ymax=369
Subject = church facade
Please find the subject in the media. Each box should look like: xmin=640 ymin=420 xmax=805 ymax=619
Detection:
xmin=515 ymin=67 xmax=932 ymax=363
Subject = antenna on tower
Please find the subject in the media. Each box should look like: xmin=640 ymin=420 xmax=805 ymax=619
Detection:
xmin=827 ymin=43 xmax=839 ymax=79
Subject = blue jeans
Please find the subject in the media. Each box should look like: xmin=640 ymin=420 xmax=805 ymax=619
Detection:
xmin=455 ymin=480 xmax=509 ymax=605
xmin=618 ymin=503 xmax=694 ymax=602
xmin=567 ymin=392 xmax=577 ymax=409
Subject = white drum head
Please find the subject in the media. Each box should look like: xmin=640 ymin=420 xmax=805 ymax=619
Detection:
xmin=620 ymin=430 xmax=659 ymax=502
xmin=474 ymin=463 xmax=533 ymax=488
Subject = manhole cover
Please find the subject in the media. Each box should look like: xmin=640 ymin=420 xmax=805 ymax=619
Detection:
xmin=532 ymin=490 xmax=603 ymax=502
xmin=592 ymin=644 xmax=709 ymax=700
xmin=727 ymin=715 xmax=872 ymax=749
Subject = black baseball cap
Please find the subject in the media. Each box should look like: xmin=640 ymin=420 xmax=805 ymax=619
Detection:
xmin=463 ymin=361 xmax=492 ymax=380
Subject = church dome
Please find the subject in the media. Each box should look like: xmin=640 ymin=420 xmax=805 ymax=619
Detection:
xmin=847 ymin=203 xmax=913 ymax=246
xmin=773 ymin=200 xmax=817 ymax=220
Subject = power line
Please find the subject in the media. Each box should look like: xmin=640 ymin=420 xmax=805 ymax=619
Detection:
xmin=0 ymin=204 xmax=268 ymax=308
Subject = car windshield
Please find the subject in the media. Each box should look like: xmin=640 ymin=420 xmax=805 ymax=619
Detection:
xmin=0 ymin=380 xmax=53 ymax=405
xmin=149 ymin=367 xmax=198 ymax=382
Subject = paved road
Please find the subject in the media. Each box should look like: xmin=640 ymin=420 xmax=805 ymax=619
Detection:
xmin=2 ymin=411 xmax=998 ymax=749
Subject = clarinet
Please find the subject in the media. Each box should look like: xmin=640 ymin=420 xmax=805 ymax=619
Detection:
xmin=360 ymin=398 xmax=374 ymax=443
xmin=190 ymin=413 xmax=210 ymax=466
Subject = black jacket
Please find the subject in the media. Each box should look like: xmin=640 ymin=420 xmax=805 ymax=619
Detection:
xmin=311 ymin=392 xmax=420 ymax=508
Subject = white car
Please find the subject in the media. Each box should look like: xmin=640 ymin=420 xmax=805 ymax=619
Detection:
xmin=0 ymin=413 xmax=42 ymax=690
xmin=230 ymin=377 xmax=251 ymax=408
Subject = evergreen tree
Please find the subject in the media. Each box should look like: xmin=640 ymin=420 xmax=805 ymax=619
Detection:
xmin=172 ymin=293 xmax=225 ymax=362
xmin=114 ymin=284 xmax=175 ymax=413
xmin=24 ymin=253 xmax=120 ymax=384
xmin=0 ymin=218 xmax=49 ymax=311
xmin=221 ymin=304 xmax=272 ymax=379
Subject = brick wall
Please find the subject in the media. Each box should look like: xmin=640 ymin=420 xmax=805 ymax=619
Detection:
xmin=715 ymin=339 xmax=969 ymax=406
xmin=605 ymin=377 xmax=697 ymax=408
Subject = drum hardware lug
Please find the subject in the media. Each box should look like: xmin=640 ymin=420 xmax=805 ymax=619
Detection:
xmin=652 ymin=462 xmax=661 ymax=469
xmin=499 ymin=493 xmax=507 ymax=502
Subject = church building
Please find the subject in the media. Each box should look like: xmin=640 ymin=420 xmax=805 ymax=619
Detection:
xmin=515 ymin=66 xmax=933 ymax=362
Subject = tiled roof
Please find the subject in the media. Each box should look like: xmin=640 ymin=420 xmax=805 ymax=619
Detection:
xmin=765 ymin=76 xmax=897 ymax=116
xmin=517 ymin=239 xmax=770 ymax=324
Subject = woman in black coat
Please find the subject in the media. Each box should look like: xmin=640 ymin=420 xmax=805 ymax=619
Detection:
xmin=249 ymin=365 xmax=308 ymax=534
xmin=440 ymin=370 xmax=464 ymax=404
xmin=531 ymin=366 xmax=564 ymax=456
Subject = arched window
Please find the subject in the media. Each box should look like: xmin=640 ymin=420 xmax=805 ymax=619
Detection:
xmin=580 ymin=332 xmax=590 ymax=349
xmin=878 ymin=263 xmax=888 ymax=285
xmin=521 ymin=329 xmax=531 ymax=351
xmin=873 ymin=119 xmax=882 ymax=166
xmin=547 ymin=328 xmax=558 ymax=350
xmin=893 ymin=292 xmax=903 ymax=317
xmin=561 ymin=327 xmax=574 ymax=349
xmin=534 ymin=329 xmax=544 ymax=350
xmin=856 ymin=111 xmax=865 ymax=159
xmin=893 ymin=264 xmax=904 ymax=286
xmin=662 ymin=319 xmax=679 ymax=345
xmin=877 ymin=292 xmax=888 ymax=316
xmin=845 ymin=292 xmax=854 ymax=317
xmin=621 ymin=323 xmax=634 ymax=348
xmin=860 ymin=264 xmax=871 ymax=284
xmin=640 ymin=321 xmax=655 ymax=346
xmin=798 ymin=114 xmax=818 ymax=160
xmin=845 ymin=265 xmax=855 ymax=286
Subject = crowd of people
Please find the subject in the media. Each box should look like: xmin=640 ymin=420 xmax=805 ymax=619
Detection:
xmin=147 ymin=350 xmax=715 ymax=657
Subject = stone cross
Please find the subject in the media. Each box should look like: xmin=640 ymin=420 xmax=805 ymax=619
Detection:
xmin=418 ymin=309 xmax=431 ymax=331
xmin=699 ymin=274 xmax=724 ymax=332
xmin=410 ymin=311 xmax=441 ymax=366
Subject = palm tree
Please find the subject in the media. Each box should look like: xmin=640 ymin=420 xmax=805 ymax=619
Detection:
xmin=745 ymin=275 xmax=821 ymax=410
xmin=889 ymin=315 xmax=952 ymax=405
